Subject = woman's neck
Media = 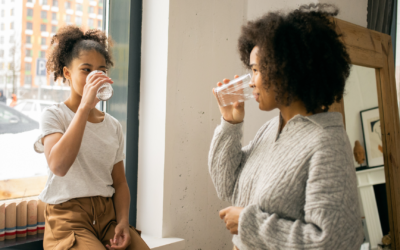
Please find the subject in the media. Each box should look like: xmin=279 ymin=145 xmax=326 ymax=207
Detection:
xmin=279 ymin=100 xmax=314 ymax=129
xmin=64 ymin=92 xmax=97 ymax=117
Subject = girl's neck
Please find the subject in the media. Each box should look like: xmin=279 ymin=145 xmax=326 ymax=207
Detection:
xmin=64 ymin=93 xmax=97 ymax=116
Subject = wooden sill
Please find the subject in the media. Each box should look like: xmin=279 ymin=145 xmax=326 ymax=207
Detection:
xmin=0 ymin=234 xmax=43 ymax=249
xmin=0 ymin=176 xmax=47 ymax=202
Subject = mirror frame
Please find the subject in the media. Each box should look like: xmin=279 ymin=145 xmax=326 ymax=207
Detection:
xmin=329 ymin=18 xmax=400 ymax=249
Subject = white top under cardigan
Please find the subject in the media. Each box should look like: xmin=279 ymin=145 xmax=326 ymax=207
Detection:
xmin=208 ymin=112 xmax=364 ymax=250
xmin=34 ymin=103 xmax=125 ymax=204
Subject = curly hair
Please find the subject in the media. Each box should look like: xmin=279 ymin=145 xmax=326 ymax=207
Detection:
xmin=46 ymin=25 xmax=114 ymax=83
xmin=238 ymin=3 xmax=350 ymax=113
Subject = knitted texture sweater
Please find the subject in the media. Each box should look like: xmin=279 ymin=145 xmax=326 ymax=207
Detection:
xmin=208 ymin=112 xmax=364 ymax=250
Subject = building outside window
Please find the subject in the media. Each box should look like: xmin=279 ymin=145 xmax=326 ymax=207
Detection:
xmin=26 ymin=49 xmax=32 ymax=57
xmin=26 ymin=35 xmax=31 ymax=44
xmin=27 ymin=22 xmax=33 ymax=30
xmin=41 ymin=37 xmax=46 ymax=45
xmin=75 ymin=16 xmax=82 ymax=26
xmin=88 ymin=18 xmax=94 ymax=28
xmin=51 ymin=25 xmax=56 ymax=33
xmin=42 ymin=0 xmax=48 ymax=5
xmin=52 ymin=12 xmax=56 ymax=21
xmin=24 ymin=75 xmax=32 ymax=85
xmin=53 ymin=0 xmax=58 ymax=7
xmin=89 ymin=6 xmax=94 ymax=13
xmin=40 ymin=51 xmax=45 ymax=58
xmin=27 ymin=8 xmax=33 ymax=17
xmin=65 ymin=1 xmax=71 ymax=10
xmin=25 ymin=63 xmax=31 ymax=72
xmin=41 ymin=10 xmax=47 ymax=20
xmin=76 ymin=3 xmax=82 ymax=12
xmin=41 ymin=24 xmax=46 ymax=32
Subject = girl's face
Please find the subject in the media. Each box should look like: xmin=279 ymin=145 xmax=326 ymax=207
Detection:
xmin=63 ymin=50 xmax=108 ymax=97
xmin=249 ymin=46 xmax=278 ymax=111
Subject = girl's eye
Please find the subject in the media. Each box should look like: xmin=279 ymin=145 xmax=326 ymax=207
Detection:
xmin=82 ymin=68 xmax=90 ymax=72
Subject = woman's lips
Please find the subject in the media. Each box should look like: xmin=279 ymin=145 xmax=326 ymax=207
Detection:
xmin=253 ymin=92 xmax=259 ymax=102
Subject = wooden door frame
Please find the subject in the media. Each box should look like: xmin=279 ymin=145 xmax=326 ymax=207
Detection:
xmin=330 ymin=18 xmax=400 ymax=249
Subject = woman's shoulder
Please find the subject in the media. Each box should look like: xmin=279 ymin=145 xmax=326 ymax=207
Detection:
xmin=41 ymin=102 xmax=70 ymax=122
xmin=104 ymin=113 xmax=123 ymax=131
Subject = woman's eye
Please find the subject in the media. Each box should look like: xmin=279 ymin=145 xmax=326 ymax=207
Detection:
xmin=82 ymin=68 xmax=90 ymax=72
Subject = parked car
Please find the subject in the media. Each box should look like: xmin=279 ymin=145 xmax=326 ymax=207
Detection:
xmin=13 ymin=99 xmax=57 ymax=122
xmin=0 ymin=102 xmax=39 ymax=134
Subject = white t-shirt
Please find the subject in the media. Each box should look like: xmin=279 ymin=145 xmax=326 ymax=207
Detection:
xmin=34 ymin=103 xmax=125 ymax=204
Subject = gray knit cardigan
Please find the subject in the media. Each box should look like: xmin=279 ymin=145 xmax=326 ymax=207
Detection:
xmin=208 ymin=112 xmax=364 ymax=250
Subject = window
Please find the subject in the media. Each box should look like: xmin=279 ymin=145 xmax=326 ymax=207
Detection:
xmin=98 ymin=8 xmax=102 ymax=15
xmin=98 ymin=20 xmax=101 ymax=28
xmin=24 ymin=75 xmax=32 ymax=85
xmin=9 ymin=35 xmax=13 ymax=43
xmin=10 ymin=9 xmax=13 ymax=16
xmin=75 ymin=16 xmax=82 ymax=26
xmin=10 ymin=22 xmax=13 ymax=30
xmin=41 ymin=10 xmax=47 ymax=19
xmin=0 ymin=2 xmax=109 ymax=241
xmin=0 ymin=23 xmax=3 ymax=30
xmin=88 ymin=18 xmax=94 ymax=28
xmin=0 ymin=63 xmax=3 ymax=69
xmin=1 ymin=10 xmax=4 ymax=17
xmin=65 ymin=14 xmax=71 ymax=23
xmin=27 ymin=0 xmax=33 ymax=2
xmin=25 ymin=63 xmax=31 ymax=71
xmin=76 ymin=3 xmax=82 ymax=12
xmin=27 ymin=8 xmax=33 ymax=17
xmin=0 ymin=37 xmax=3 ymax=44
xmin=89 ymin=6 xmax=94 ymax=13
xmin=26 ymin=49 xmax=32 ymax=57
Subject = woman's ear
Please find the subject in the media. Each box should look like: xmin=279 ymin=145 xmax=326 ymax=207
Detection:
xmin=63 ymin=66 xmax=71 ymax=86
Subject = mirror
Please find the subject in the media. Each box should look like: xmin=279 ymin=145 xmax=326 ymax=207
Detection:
xmin=343 ymin=65 xmax=388 ymax=250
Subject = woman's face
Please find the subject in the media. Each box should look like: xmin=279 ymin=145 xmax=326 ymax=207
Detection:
xmin=250 ymin=46 xmax=278 ymax=111
xmin=63 ymin=50 xmax=107 ymax=97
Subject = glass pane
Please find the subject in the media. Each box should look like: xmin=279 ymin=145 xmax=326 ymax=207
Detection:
xmin=0 ymin=0 xmax=106 ymax=200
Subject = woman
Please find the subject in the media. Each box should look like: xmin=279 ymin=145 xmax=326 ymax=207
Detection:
xmin=34 ymin=26 xmax=149 ymax=250
xmin=209 ymin=4 xmax=364 ymax=250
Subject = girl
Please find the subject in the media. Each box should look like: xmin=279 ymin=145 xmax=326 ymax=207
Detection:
xmin=209 ymin=4 xmax=364 ymax=250
xmin=34 ymin=26 xmax=150 ymax=250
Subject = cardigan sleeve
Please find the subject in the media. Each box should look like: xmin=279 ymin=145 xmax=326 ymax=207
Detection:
xmin=208 ymin=117 xmax=269 ymax=202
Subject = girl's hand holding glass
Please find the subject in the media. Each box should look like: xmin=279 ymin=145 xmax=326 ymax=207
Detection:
xmin=81 ymin=71 xmax=113 ymax=111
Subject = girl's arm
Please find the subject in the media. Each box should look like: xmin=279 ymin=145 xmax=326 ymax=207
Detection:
xmin=111 ymin=160 xmax=130 ymax=225
xmin=42 ymin=73 xmax=110 ymax=177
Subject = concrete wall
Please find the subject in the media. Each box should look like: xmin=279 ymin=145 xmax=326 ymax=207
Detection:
xmin=137 ymin=1 xmax=369 ymax=249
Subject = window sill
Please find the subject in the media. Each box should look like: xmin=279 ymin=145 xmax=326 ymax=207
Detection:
xmin=141 ymin=235 xmax=185 ymax=250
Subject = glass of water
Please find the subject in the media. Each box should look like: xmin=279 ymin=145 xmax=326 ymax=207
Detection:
xmin=214 ymin=74 xmax=253 ymax=107
xmin=87 ymin=70 xmax=114 ymax=101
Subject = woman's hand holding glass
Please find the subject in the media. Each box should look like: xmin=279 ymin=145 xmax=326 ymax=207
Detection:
xmin=213 ymin=75 xmax=245 ymax=124
xmin=80 ymin=72 xmax=113 ymax=112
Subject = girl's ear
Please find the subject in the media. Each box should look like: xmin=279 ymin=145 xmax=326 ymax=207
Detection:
xmin=63 ymin=66 xmax=71 ymax=82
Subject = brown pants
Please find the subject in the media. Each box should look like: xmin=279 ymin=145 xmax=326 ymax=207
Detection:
xmin=43 ymin=196 xmax=150 ymax=250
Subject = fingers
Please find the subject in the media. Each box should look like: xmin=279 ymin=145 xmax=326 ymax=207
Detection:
xmin=234 ymin=75 xmax=239 ymax=79
xmin=87 ymin=72 xmax=108 ymax=84
xmin=223 ymin=78 xmax=230 ymax=84
xmin=219 ymin=207 xmax=229 ymax=219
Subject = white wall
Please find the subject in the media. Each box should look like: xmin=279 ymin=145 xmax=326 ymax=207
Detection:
xmin=137 ymin=1 xmax=369 ymax=249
